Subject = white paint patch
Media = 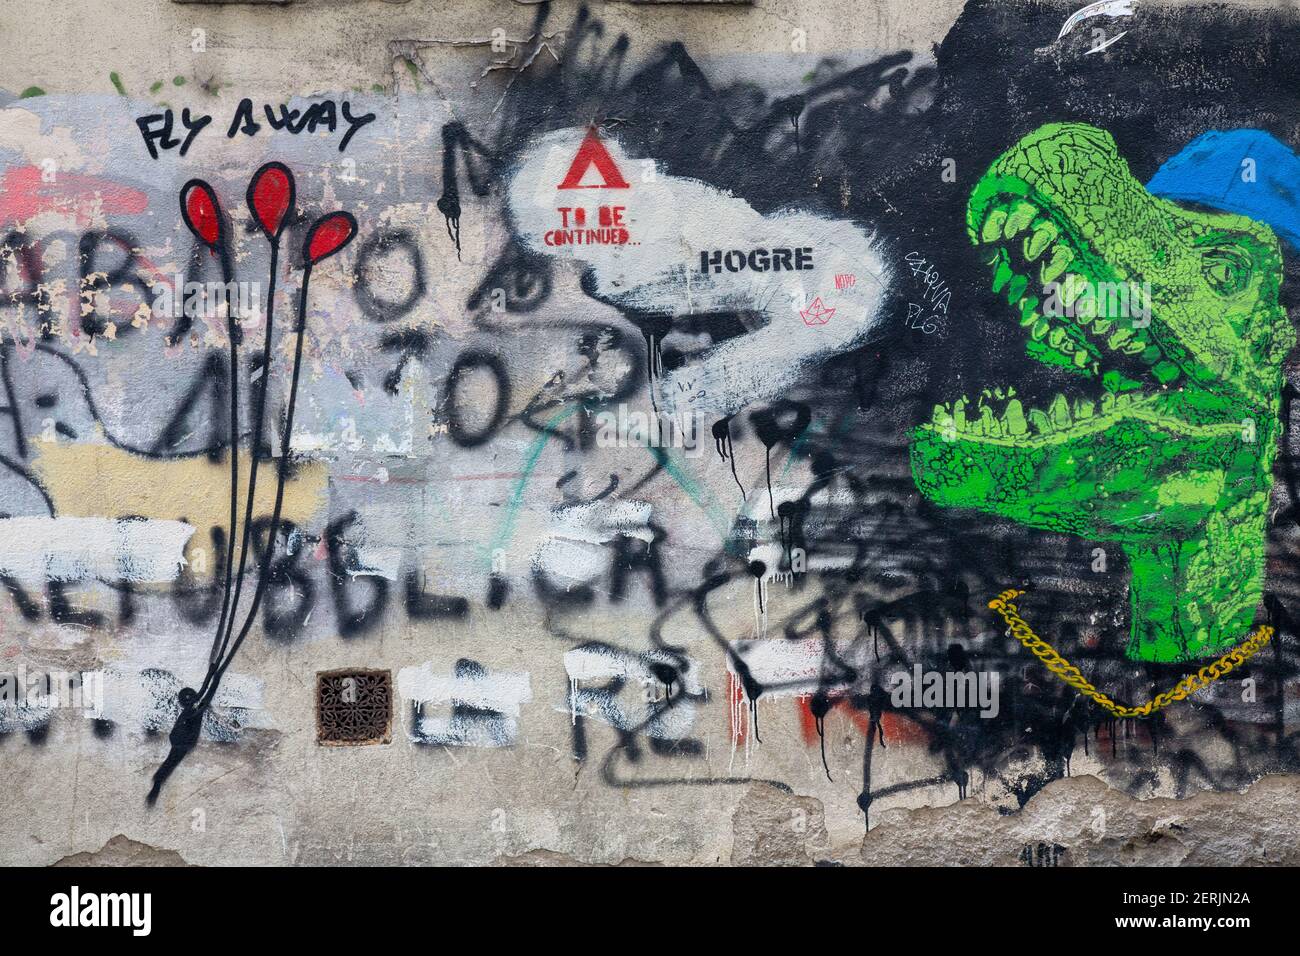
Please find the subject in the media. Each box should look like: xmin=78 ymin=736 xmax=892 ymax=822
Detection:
xmin=1054 ymin=0 xmax=1137 ymax=42
xmin=96 ymin=666 xmax=271 ymax=741
xmin=351 ymin=545 xmax=403 ymax=580
xmin=0 ymin=700 xmax=55 ymax=733
xmin=746 ymin=543 xmax=793 ymax=585
xmin=397 ymin=662 xmax=532 ymax=715
xmin=727 ymin=637 xmax=830 ymax=699
xmin=1084 ymin=30 xmax=1128 ymax=54
xmin=548 ymin=501 xmax=654 ymax=546
xmin=561 ymin=642 xmax=702 ymax=740
xmin=0 ymin=516 xmax=194 ymax=585
xmin=507 ymin=128 xmax=890 ymax=418
xmin=398 ymin=660 xmax=532 ymax=748
xmin=0 ymin=105 xmax=88 ymax=172
xmin=532 ymin=500 xmax=654 ymax=588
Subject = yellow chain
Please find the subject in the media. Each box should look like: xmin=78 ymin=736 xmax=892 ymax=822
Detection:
xmin=987 ymin=589 xmax=1274 ymax=719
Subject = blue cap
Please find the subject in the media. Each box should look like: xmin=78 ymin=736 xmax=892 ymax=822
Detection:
xmin=1146 ymin=128 xmax=1300 ymax=250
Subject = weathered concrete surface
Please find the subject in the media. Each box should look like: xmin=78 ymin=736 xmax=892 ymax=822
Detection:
xmin=40 ymin=773 xmax=1300 ymax=866
xmin=51 ymin=836 xmax=192 ymax=868
xmin=857 ymin=774 xmax=1300 ymax=867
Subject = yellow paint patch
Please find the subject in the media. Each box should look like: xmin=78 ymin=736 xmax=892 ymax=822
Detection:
xmin=32 ymin=442 xmax=328 ymax=573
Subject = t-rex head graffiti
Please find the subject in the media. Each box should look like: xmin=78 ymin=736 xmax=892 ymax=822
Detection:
xmin=910 ymin=122 xmax=1296 ymax=663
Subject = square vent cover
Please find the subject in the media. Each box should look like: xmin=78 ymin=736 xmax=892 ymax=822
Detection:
xmin=316 ymin=669 xmax=392 ymax=746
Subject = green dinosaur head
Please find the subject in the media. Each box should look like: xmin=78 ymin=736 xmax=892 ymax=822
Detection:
xmin=911 ymin=122 xmax=1296 ymax=662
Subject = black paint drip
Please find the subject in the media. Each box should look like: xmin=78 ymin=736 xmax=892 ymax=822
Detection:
xmin=711 ymin=416 xmax=745 ymax=499
xmin=749 ymin=559 xmax=766 ymax=616
xmin=437 ymin=194 xmax=462 ymax=260
xmin=651 ymin=662 xmax=678 ymax=704
xmin=777 ymin=501 xmax=794 ymax=570
xmin=747 ymin=402 xmax=810 ymax=522
xmin=810 ymin=691 xmax=833 ymax=781
xmin=732 ymin=651 xmax=765 ymax=746
xmin=857 ymin=684 xmax=889 ymax=831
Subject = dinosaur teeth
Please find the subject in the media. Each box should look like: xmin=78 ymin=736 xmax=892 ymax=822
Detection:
xmin=925 ymin=388 xmax=1152 ymax=441
xmin=1024 ymin=219 xmax=1058 ymax=261
xmin=1074 ymin=291 xmax=1097 ymax=323
xmin=1060 ymin=273 xmax=1088 ymax=308
xmin=1040 ymin=244 xmax=1073 ymax=285
xmin=992 ymin=256 xmax=1014 ymax=294
xmin=981 ymin=209 xmax=1009 ymax=243
xmin=931 ymin=404 xmax=958 ymax=431
xmin=1049 ymin=393 xmax=1071 ymax=428
xmin=974 ymin=199 xmax=1175 ymax=399
xmin=1018 ymin=297 xmax=1039 ymax=327
xmin=1003 ymin=201 xmax=1037 ymax=238
xmin=979 ymin=405 xmax=998 ymax=435
xmin=1006 ymin=274 xmax=1028 ymax=304
xmin=1003 ymin=399 xmax=1027 ymax=435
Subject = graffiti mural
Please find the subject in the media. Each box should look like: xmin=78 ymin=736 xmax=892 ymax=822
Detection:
xmin=6 ymin=0 xmax=1300 ymax=863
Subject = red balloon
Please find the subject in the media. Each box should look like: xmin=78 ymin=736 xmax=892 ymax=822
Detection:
xmin=181 ymin=181 xmax=221 ymax=248
xmin=248 ymin=162 xmax=294 ymax=240
xmin=304 ymin=212 xmax=357 ymax=264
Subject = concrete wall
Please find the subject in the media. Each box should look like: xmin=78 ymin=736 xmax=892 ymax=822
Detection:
xmin=3 ymin=0 xmax=1300 ymax=866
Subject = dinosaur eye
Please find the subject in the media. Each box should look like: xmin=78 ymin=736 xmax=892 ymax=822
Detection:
xmin=1201 ymin=247 xmax=1253 ymax=296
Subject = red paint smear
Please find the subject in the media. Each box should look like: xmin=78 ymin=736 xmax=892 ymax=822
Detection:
xmin=796 ymin=695 xmax=820 ymax=744
xmin=795 ymin=697 xmax=930 ymax=746
xmin=306 ymin=213 xmax=355 ymax=264
xmin=0 ymin=167 xmax=148 ymax=229
xmin=183 ymin=184 xmax=221 ymax=247
xmin=250 ymin=165 xmax=292 ymax=238
xmin=880 ymin=711 xmax=928 ymax=743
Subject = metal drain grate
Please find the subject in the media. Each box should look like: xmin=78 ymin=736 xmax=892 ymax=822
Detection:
xmin=316 ymin=669 xmax=392 ymax=746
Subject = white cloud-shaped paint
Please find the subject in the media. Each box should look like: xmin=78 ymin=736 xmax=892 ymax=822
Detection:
xmin=506 ymin=128 xmax=890 ymax=419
